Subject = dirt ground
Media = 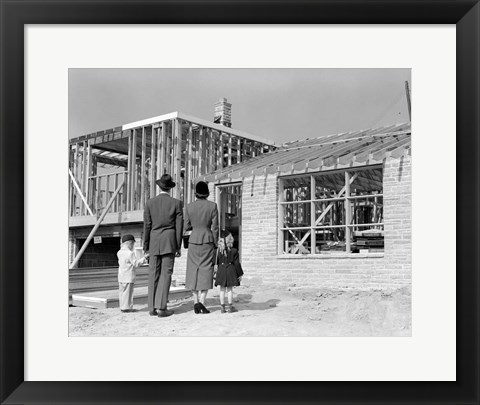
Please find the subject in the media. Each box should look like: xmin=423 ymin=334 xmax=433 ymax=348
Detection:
xmin=69 ymin=284 xmax=411 ymax=337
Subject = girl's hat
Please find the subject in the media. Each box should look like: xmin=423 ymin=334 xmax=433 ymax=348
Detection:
xmin=121 ymin=234 xmax=135 ymax=243
xmin=220 ymin=230 xmax=232 ymax=239
xmin=195 ymin=181 xmax=210 ymax=198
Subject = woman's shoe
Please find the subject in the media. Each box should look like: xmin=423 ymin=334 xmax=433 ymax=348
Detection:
xmin=226 ymin=305 xmax=238 ymax=313
xmin=220 ymin=304 xmax=226 ymax=314
xmin=198 ymin=303 xmax=210 ymax=314
xmin=193 ymin=303 xmax=201 ymax=314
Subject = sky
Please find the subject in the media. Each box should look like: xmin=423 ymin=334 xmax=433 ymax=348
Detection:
xmin=69 ymin=69 xmax=411 ymax=145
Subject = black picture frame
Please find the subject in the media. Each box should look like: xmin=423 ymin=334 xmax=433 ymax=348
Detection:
xmin=1 ymin=1 xmax=478 ymax=404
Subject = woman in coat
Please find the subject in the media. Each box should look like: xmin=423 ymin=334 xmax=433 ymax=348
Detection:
xmin=184 ymin=181 xmax=219 ymax=314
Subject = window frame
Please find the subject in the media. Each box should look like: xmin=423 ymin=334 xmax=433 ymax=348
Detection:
xmin=278 ymin=165 xmax=384 ymax=256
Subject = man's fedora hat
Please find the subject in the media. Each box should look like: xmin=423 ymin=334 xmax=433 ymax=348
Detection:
xmin=195 ymin=181 xmax=210 ymax=198
xmin=155 ymin=174 xmax=176 ymax=189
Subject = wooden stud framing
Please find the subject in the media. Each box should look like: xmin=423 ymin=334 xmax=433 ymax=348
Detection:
xmin=131 ymin=128 xmax=137 ymax=210
xmin=345 ymin=171 xmax=351 ymax=253
xmin=140 ymin=126 xmax=146 ymax=208
xmin=150 ymin=125 xmax=157 ymax=199
xmin=200 ymin=127 xmax=206 ymax=176
xmin=159 ymin=123 xmax=165 ymax=177
xmin=310 ymin=175 xmax=316 ymax=254
xmin=186 ymin=123 xmax=193 ymax=203
xmin=208 ymin=128 xmax=214 ymax=173
xmin=228 ymin=134 xmax=233 ymax=166
xmin=278 ymin=178 xmax=285 ymax=254
xmin=237 ymin=138 xmax=242 ymax=164
xmin=165 ymin=121 xmax=172 ymax=181
xmin=175 ymin=119 xmax=182 ymax=199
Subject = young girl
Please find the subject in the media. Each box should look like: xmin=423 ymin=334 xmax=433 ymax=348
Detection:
xmin=214 ymin=230 xmax=244 ymax=313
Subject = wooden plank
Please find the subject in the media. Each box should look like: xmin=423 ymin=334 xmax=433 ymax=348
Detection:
xmin=310 ymin=175 xmax=316 ymax=254
xmin=219 ymin=132 xmax=225 ymax=170
xmin=105 ymin=175 xmax=110 ymax=213
xmin=165 ymin=121 xmax=172 ymax=178
xmin=345 ymin=171 xmax=351 ymax=253
xmin=85 ymin=144 xmax=92 ymax=215
xmin=158 ymin=123 xmax=165 ymax=177
xmin=228 ymin=134 xmax=233 ymax=166
xmin=113 ymin=173 xmax=119 ymax=212
xmin=131 ymin=129 xmax=137 ymax=210
xmin=68 ymin=169 xmax=94 ymax=216
xmin=126 ymin=131 xmax=132 ymax=211
xmin=278 ymin=178 xmax=285 ymax=254
xmin=237 ymin=138 xmax=242 ymax=163
xmin=140 ymin=126 xmax=146 ymax=207
xmin=173 ymin=119 xmax=182 ymax=199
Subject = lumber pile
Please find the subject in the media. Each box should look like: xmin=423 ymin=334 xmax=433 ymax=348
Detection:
xmin=69 ymin=266 xmax=149 ymax=295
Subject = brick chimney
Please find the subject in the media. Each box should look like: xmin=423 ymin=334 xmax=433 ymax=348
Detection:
xmin=214 ymin=98 xmax=232 ymax=128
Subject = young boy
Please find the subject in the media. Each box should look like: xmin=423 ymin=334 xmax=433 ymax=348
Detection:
xmin=117 ymin=234 xmax=148 ymax=313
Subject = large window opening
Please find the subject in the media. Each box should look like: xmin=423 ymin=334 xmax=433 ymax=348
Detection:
xmin=279 ymin=166 xmax=384 ymax=255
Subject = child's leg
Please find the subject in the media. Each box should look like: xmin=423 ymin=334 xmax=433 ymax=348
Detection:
xmin=219 ymin=287 xmax=226 ymax=305
xmin=227 ymin=287 xmax=233 ymax=305
xmin=128 ymin=283 xmax=134 ymax=309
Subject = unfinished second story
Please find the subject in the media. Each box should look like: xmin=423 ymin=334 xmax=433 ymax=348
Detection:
xmin=69 ymin=99 xmax=275 ymax=227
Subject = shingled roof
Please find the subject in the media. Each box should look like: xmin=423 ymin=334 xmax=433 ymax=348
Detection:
xmin=200 ymin=122 xmax=411 ymax=183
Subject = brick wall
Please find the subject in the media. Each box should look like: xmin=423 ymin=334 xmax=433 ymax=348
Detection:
xmin=237 ymin=155 xmax=411 ymax=289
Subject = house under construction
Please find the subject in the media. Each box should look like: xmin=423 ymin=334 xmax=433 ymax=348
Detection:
xmin=68 ymin=99 xmax=275 ymax=275
xmin=69 ymin=97 xmax=411 ymax=296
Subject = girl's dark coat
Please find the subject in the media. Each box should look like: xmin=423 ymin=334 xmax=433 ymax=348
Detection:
xmin=214 ymin=247 xmax=244 ymax=287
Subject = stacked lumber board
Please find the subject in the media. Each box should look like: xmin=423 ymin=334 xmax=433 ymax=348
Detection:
xmin=71 ymin=286 xmax=191 ymax=309
xmin=69 ymin=266 xmax=149 ymax=295
xmin=69 ymin=266 xmax=190 ymax=309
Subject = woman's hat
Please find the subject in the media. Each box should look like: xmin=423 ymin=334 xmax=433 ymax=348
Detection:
xmin=121 ymin=234 xmax=135 ymax=243
xmin=155 ymin=174 xmax=176 ymax=189
xmin=195 ymin=181 xmax=210 ymax=198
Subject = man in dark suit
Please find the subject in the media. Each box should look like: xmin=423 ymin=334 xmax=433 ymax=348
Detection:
xmin=143 ymin=174 xmax=183 ymax=318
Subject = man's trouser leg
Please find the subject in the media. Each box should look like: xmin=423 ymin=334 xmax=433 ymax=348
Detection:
xmin=155 ymin=253 xmax=174 ymax=310
xmin=148 ymin=255 xmax=161 ymax=311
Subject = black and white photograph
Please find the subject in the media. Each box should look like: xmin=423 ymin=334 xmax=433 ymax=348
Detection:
xmin=68 ymin=68 xmax=412 ymax=337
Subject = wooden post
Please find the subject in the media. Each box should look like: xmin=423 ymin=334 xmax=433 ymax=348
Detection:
xmin=158 ymin=123 xmax=165 ymax=177
xmin=171 ymin=119 xmax=181 ymax=200
xmin=150 ymin=125 xmax=157 ymax=199
xmin=130 ymin=129 xmax=137 ymax=211
xmin=227 ymin=134 xmax=233 ymax=166
xmin=237 ymin=138 xmax=242 ymax=163
xmin=126 ymin=131 xmax=132 ymax=211
xmin=219 ymin=132 xmax=224 ymax=169
xmin=345 ymin=171 xmax=351 ymax=253
xmin=200 ymin=127 xmax=206 ymax=176
xmin=81 ymin=141 xmax=87 ymax=215
xmin=165 ymin=121 xmax=172 ymax=177
xmin=278 ymin=179 xmax=284 ymax=254
xmin=70 ymin=181 xmax=125 ymax=269
xmin=114 ymin=173 xmax=119 ymax=212
xmin=186 ymin=123 xmax=193 ymax=203
xmin=85 ymin=143 xmax=92 ymax=216
xmin=105 ymin=174 xmax=110 ymax=213
xmin=208 ymin=128 xmax=214 ymax=172
xmin=311 ymin=175 xmax=316 ymax=254
xmin=140 ymin=126 xmax=146 ymax=207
